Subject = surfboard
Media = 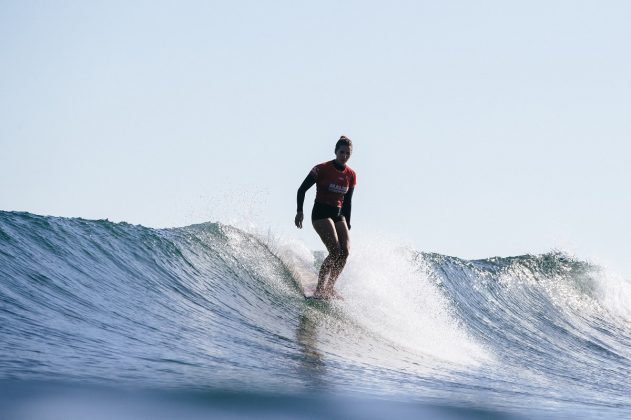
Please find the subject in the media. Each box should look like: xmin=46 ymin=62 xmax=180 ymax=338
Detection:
xmin=294 ymin=270 xmax=345 ymax=301
xmin=292 ymin=266 xmax=319 ymax=299
xmin=275 ymin=245 xmax=340 ymax=300
xmin=290 ymin=262 xmax=347 ymax=301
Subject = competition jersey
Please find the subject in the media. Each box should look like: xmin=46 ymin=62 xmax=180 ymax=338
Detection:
xmin=310 ymin=161 xmax=357 ymax=208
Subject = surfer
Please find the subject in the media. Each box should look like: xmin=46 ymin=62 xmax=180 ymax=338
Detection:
xmin=295 ymin=136 xmax=356 ymax=299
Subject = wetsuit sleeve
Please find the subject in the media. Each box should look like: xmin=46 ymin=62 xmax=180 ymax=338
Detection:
xmin=341 ymin=187 xmax=354 ymax=230
xmin=296 ymin=173 xmax=316 ymax=212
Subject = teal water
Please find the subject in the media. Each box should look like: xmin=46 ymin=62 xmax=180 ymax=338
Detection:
xmin=1 ymin=211 xmax=630 ymax=419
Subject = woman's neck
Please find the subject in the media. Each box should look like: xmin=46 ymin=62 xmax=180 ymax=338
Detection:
xmin=332 ymin=160 xmax=345 ymax=170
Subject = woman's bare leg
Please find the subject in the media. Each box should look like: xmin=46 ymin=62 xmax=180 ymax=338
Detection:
xmin=324 ymin=219 xmax=350 ymax=296
xmin=312 ymin=218 xmax=340 ymax=298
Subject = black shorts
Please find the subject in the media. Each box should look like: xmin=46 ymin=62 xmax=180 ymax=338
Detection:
xmin=311 ymin=201 xmax=345 ymax=223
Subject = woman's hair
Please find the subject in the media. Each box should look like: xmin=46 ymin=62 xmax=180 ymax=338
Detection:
xmin=335 ymin=135 xmax=353 ymax=151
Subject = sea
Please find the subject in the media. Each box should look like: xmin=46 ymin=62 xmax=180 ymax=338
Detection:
xmin=1 ymin=210 xmax=630 ymax=419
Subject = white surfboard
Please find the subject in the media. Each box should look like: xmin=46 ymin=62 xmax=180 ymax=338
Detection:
xmin=292 ymin=264 xmax=319 ymax=298
xmin=271 ymin=240 xmax=336 ymax=300
xmin=293 ymin=267 xmax=345 ymax=301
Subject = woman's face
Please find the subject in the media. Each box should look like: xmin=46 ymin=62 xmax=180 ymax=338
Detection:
xmin=335 ymin=145 xmax=352 ymax=165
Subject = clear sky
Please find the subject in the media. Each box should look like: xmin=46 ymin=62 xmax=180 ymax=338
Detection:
xmin=1 ymin=1 xmax=630 ymax=275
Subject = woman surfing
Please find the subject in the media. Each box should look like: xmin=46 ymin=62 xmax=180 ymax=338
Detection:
xmin=295 ymin=136 xmax=356 ymax=299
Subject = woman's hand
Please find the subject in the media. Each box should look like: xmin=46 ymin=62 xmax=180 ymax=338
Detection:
xmin=294 ymin=212 xmax=304 ymax=229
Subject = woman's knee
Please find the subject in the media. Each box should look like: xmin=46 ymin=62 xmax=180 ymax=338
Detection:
xmin=340 ymin=242 xmax=350 ymax=258
xmin=328 ymin=248 xmax=341 ymax=260
xmin=333 ymin=245 xmax=350 ymax=261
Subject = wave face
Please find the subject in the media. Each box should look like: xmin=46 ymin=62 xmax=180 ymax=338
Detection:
xmin=1 ymin=211 xmax=631 ymax=418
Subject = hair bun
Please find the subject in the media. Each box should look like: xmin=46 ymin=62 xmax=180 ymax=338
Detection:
xmin=335 ymin=136 xmax=353 ymax=151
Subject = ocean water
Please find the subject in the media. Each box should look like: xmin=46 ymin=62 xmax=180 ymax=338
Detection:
xmin=1 ymin=210 xmax=630 ymax=419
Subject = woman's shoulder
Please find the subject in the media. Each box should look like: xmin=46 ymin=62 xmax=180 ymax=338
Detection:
xmin=345 ymin=166 xmax=356 ymax=186
xmin=310 ymin=161 xmax=330 ymax=176
xmin=313 ymin=161 xmax=334 ymax=169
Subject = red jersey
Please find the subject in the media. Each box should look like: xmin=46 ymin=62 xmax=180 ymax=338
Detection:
xmin=310 ymin=161 xmax=357 ymax=208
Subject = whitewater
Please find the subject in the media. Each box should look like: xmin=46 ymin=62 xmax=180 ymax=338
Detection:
xmin=1 ymin=210 xmax=630 ymax=419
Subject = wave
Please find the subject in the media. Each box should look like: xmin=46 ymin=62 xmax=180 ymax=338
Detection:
xmin=1 ymin=210 xmax=630 ymax=415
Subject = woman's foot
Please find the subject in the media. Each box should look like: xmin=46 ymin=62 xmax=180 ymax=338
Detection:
xmin=331 ymin=289 xmax=344 ymax=300
xmin=326 ymin=289 xmax=344 ymax=300
xmin=312 ymin=289 xmax=328 ymax=300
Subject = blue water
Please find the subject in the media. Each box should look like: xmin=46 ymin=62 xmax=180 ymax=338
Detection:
xmin=1 ymin=211 xmax=630 ymax=419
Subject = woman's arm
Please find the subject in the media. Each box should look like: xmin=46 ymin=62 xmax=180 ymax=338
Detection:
xmin=295 ymin=173 xmax=316 ymax=228
xmin=341 ymin=187 xmax=354 ymax=230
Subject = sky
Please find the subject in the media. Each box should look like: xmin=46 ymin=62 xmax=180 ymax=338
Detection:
xmin=1 ymin=1 xmax=630 ymax=275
